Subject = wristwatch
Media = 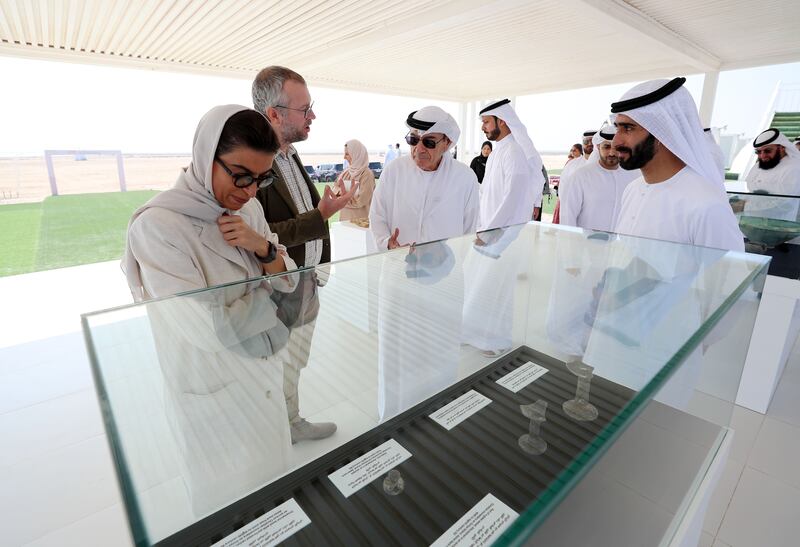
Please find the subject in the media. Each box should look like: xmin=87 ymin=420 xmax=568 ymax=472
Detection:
xmin=256 ymin=241 xmax=278 ymax=264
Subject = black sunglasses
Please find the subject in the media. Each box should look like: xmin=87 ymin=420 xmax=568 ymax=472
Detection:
xmin=405 ymin=132 xmax=446 ymax=149
xmin=215 ymin=157 xmax=274 ymax=189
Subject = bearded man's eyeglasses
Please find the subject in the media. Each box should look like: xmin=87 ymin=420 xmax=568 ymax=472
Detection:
xmin=274 ymin=102 xmax=314 ymax=118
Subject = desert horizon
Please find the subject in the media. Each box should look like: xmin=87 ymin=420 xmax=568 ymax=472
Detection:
xmin=0 ymin=152 xmax=569 ymax=205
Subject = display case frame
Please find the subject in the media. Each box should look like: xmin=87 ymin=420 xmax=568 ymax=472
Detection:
xmin=82 ymin=222 xmax=769 ymax=546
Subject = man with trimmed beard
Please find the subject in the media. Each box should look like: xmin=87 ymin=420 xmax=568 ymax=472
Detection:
xmin=745 ymin=128 xmax=800 ymax=196
xmin=610 ymin=77 xmax=744 ymax=251
xmin=559 ymin=123 xmax=639 ymax=232
xmin=477 ymin=99 xmax=544 ymax=231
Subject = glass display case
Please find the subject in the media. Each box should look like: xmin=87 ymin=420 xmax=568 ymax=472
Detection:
xmin=728 ymin=191 xmax=800 ymax=279
xmin=727 ymin=191 xmax=800 ymax=413
xmin=82 ymin=222 xmax=769 ymax=547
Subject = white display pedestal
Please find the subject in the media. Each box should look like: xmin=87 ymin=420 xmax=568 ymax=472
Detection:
xmin=330 ymin=221 xmax=376 ymax=261
xmin=736 ymin=275 xmax=800 ymax=413
xmin=327 ymin=221 xmax=378 ymax=334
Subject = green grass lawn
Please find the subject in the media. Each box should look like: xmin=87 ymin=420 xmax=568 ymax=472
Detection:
xmin=1 ymin=181 xmax=555 ymax=277
xmin=0 ymin=191 xmax=158 ymax=277
xmin=542 ymin=193 xmax=557 ymax=215
xmin=314 ymin=182 xmax=340 ymax=223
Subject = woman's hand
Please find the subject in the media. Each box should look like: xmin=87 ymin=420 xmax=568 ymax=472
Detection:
xmin=218 ymin=214 xmax=287 ymax=273
xmin=217 ymin=213 xmax=266 ymax=253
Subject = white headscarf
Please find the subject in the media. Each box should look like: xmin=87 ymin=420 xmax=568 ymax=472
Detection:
xmin=480 ymin=99 xmax=544 ymax=177
xmin=406 ymin=106 xmax=460 ymax=151
xmin=344 ymin=139 xmax=370 ymax=180
xmin=122 ymin=104 xmax=251 ymax=300
xmin=610 ymin=78 xmax=725 ymax=196
xmin=753 ymin=128 xmax=800 ymax=160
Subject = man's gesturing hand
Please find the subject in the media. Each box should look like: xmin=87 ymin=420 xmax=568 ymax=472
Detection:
xmin=318 ymin=182 xmax=359 ymax=220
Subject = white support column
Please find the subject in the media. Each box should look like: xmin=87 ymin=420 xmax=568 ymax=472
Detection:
xmin=699 ymin=71 xmax=719 ymax=127
xmin=465 ymin=101 xmax=478 ymax=158
xmin=458 ymin=101 xmax=468 ymax=163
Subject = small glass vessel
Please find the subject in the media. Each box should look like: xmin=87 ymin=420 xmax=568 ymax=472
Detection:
xmin=518 ymin=400 xmax=548 ymax=455
xmin=383 ymin=469 xmax=405 ymax=495
xmin=563 ymin=360 xmax=599 ymax=422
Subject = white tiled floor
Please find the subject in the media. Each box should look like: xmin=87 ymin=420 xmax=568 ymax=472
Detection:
xmin=1 ymin=262 xmax=799 ymax=546
xmin=701 ymin=334 xmax=800 ymax=546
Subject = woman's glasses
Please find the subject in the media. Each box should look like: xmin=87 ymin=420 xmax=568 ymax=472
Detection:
xmin=405 ymin=132 xmax=446 ymax=149
xmin=215 ymin=158 xmax=274 ymax=189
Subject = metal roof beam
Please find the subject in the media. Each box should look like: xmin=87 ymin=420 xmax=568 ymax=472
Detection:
xmin=570 ymin=0 xmax=721 ymax=73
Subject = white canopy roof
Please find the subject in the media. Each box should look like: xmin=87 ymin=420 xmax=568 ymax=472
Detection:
xmin=1 ymin=0 xmax=799 ymax=100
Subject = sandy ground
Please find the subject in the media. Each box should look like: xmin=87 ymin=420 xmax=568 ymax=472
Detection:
xmin=0 ymin=153 xmax=568 ymax=205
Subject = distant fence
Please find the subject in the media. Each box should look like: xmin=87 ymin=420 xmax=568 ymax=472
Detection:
xmin=44 ymin=149 xmax=126 ymax=196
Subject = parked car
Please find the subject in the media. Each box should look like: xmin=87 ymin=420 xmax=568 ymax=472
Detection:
xmin=304 ymin=165 xmax=318 ymax=182
xmin=317 ymin=163 xmax=344 ymax=182
xmin=315 ymin=163 xmax=334 ymax=180
xmin=369 ymin=161 xmax=383 ymax=179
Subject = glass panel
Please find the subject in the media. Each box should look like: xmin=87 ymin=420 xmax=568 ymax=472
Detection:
xmin=728 ymin=191 xmax=800 ymax=279
xmin=82 ymin=222 xmax=769 ymax=546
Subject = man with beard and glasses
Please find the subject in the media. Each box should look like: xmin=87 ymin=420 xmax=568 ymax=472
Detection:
xmin=744 ymin=128 xmax=800 ymax=196
xmin=477 ymin=99 xmax=544 ymax=231
xmin=610 ymin=77 xmax=744 ymax=251
xmin=253 ymin=66 xmax=357 ymax=268
xmin=253 ymin=66 xmax=357 ymax=444
xmin=559 ymin=122 xmax=639 ymax=232
xmin=369 ymin=106 xmax=479 ymax=250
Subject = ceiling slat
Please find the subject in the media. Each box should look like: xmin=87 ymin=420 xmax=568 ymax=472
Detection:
xmin=4 ymin=0 xmax=27 ymax=44
xmin=52 ymin=0 xmax=62 ymax=49
xmin=128 ymin=0 xmax=188 ymax=58
xmin=95 ymin=0 xmax=131 ymax=54
xmin=0 ymin=2 xmax=20 ymax=43
xmin=73 ymin=0 xmax=95 ymax=52
xmin=0 ymin=0 xmax=798 ymax=101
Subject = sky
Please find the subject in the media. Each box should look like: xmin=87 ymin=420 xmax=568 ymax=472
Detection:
xmin=0 ymin=55 xmax=797 ymax=157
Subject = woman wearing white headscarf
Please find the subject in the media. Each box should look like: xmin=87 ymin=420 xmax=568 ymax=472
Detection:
xmin=124 ymin=105 xmax=295 ymax=299
xmin=122 ymin=105 xmax=300 ymax=516
xmin=333 ymin=138 xmax=375 ymax=221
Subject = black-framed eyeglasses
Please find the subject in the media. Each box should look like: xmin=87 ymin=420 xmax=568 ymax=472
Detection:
xmin=215 ymin=157 xmax=274 ymax=189
xmin=405 ymin=132 xmax=446 ymax=149
xmin=274 ymin=101 xmax=314 ymax=118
